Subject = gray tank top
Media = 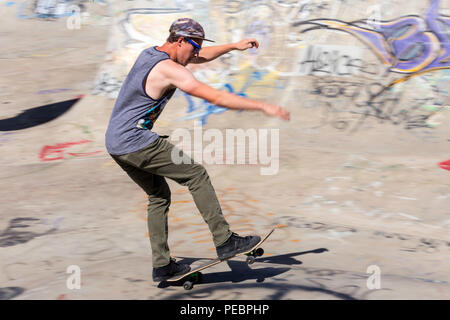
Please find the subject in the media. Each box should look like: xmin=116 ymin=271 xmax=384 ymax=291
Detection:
xmin=105 ymin=46 xmax=176 ymax=155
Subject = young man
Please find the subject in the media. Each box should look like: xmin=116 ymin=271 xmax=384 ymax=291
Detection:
xmin=105 ymin=18 xmax=290 ymax=282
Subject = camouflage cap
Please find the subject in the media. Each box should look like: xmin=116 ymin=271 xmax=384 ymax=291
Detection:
xmin=169 ymin=18 xmax=215 ymax=42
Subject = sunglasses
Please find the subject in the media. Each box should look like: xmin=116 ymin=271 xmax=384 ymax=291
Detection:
xmin=186 ymin=38 xmax=201 ymax=55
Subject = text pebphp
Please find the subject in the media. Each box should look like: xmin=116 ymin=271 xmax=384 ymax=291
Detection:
xmin=224 ymin=304 xmax=269 ymax=315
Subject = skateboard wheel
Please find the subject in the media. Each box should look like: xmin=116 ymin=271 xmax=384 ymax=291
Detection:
xmin=183 ymin=281 xmax=194 ymax=290
xmin=255 ymin=248 xmax=264 ymax=257
xmin=246 ymin=256 xmax=255 ymax=265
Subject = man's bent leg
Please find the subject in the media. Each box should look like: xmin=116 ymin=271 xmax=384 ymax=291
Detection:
xmin=172 ymin=162 xmax=231 ymax=247
xmin=135 ymin=138 xmax=232 ymax=247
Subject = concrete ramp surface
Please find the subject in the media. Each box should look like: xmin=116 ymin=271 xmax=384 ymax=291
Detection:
xmin=0 ymin=0 xmax=449 ymax=300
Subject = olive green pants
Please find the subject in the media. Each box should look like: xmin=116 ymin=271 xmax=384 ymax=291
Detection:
xmin=110 ymin=137 xmax=232 ymax=268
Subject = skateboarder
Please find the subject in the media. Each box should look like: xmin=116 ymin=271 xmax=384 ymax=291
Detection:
xmin=105 ymin=18 xmax=290 ymax=282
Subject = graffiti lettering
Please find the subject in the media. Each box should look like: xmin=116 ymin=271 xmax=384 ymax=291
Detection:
xmin=39 ymin=140 xmax=101 ymax=161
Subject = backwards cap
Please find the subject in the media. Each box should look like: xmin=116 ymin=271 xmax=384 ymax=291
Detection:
xmin=169 ymin=18 xmax=215 ymax=42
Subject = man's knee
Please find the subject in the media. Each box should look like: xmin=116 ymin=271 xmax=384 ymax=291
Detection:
xmin=189 ymin=163 xmax=210 ymax=182
xmin=148 ymin=187 xmax=171 ymax=208
xmin=182 ymin=164 xmax=210 ymax=193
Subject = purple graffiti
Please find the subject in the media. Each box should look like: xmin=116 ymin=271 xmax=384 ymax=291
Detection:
xmin=36 ymin=89 xmax=71 ymax=95
xmin=295 ymin=0 xmax=449 ymax=75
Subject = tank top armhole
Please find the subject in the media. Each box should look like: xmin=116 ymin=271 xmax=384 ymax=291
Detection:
xmin=141 ymin=57 xmax=171 ymax=101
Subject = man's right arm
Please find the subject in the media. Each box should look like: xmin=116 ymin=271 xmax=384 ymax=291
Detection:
xmin=159 ymin=60 xmax=290 ymax=121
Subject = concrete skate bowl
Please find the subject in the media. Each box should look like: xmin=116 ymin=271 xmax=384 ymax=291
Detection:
xmin=0 ymin=0 xmax=449 ymax=300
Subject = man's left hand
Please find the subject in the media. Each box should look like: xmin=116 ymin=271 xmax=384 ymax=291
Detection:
xmin=234 ymin=38 xmax=259 ymax=51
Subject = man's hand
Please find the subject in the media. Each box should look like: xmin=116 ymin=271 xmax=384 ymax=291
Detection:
xmin=262 ymin=103 xmax=290 ymax=121
xmin=234 ymin=38 xmax=259 ymax=51
xmin=189 ymin=39 xmax=260 ymax=64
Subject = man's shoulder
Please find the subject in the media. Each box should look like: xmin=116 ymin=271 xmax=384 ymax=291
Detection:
xmin=140 ymin=46 xmax=170 ymax=63
xmin=154 ymin=58 xmax=189 ymax=77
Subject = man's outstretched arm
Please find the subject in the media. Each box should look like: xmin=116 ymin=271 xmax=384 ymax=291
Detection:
xmin=189 ymin=38 xmax=259 ymax=64
xmin=160 ymin=59 xmax=290 ymax=121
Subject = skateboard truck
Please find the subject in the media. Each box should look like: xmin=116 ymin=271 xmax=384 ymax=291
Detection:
xmin=245 ymin=247 xmax=264 ymax=265
xmin=181 ymin=272 xmax=203 ymax=291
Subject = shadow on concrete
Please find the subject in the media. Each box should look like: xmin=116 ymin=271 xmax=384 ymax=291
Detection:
xmin=158 ymin=260 xmax=291 ymax=290
xmin=174 ymin=248 xmax=328 ymax=267
xmin=0 ymin=97 xmax=82 ymax=131
xmin=257 ymin=248 xmax=329 ymax=265
xmin=160 ymin=248 xmax=329 ymax=290
xmin=158 ymin=248 xmax=359 ymax=300
xmin=0 ymin=287 xmax=25 ymax=300
xmin=160 ymin=281 xmax=359 ymax=300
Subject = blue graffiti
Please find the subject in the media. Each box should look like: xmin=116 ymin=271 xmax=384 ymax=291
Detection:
xmin=177 ymin=70 xmax=268 ymax=125
xmin=177 ymin=84 xmax=245 ymax=125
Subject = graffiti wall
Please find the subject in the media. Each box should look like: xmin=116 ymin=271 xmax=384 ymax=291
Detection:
xmin=92 ymin=0 xmax=449 ymax=144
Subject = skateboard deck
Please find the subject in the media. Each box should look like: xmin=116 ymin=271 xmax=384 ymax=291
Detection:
xmin=165 ymin=228 xmax=275 ymax=290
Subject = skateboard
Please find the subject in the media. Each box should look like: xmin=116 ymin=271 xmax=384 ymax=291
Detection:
xmin=165 ymin=228 xmax=275 ymax=290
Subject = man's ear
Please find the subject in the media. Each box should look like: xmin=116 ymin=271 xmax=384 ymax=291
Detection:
xmin=177 ymin=37 xmax=185 ymax=46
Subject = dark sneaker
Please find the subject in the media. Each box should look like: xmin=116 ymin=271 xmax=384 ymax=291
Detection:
xmin=152 ymin=258 xmax=191 ymax=282
xmin=216 ymin=233 xmax=261 ymax=260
